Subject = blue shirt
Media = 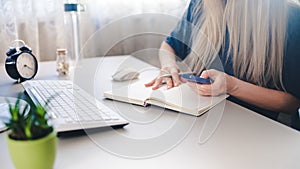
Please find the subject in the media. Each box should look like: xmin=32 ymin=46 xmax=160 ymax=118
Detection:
xmin=165 ymin=0 xmax=300 ymax=124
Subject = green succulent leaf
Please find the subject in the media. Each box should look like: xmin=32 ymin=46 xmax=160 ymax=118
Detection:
xmin=24 ymin=118 xmax=32 ymax=139
xmin=5 ymin=93 xmax=54 ymax=140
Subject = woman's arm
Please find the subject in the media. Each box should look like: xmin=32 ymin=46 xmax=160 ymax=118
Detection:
xmin=159 ymin=41 xmax=178 ymax=71
xmin=191 ymin=69 xmax=300 ymax=114
xmin=227 ymin=75 xmax=300 ymax=114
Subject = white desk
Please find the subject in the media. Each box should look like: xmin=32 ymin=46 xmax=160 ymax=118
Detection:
xmin=1 ymin=56 xmax=300 ymax=169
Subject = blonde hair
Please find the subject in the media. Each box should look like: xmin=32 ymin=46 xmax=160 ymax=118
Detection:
xmin=185 ymin=0 xmax=290 ymax=89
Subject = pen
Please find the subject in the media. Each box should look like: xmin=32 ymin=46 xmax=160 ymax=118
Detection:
xmin=160 ymin=72 xmax=194 ymax=78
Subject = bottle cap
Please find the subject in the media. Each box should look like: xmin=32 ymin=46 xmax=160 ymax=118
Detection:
xmin=57 ymin=49 xmax=67 ymax=55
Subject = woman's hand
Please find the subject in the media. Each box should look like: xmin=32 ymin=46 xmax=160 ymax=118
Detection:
xmin=187 ymin=70 xmax=300 ymax=114
xmin=187 ymin=69 xmax=237 ymax=96
xmin=145 ymin=66 xmax=186 ymax=90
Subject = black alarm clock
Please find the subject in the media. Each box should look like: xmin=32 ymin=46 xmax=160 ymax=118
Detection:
xmin=5 ymin=44 xmax=38 ymax=82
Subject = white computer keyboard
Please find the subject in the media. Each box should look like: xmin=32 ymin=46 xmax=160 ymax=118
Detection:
xmin=22 ymin=80 xmax=128 ymax=132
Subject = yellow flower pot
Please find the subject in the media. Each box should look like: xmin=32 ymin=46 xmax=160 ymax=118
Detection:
xmin=6 ymin=131 xmax=57 ymax=169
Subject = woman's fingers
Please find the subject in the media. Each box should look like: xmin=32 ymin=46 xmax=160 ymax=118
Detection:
xmin=169 ymin=67 xmax=180 ymax=87
xmin=180 ymin=76 xmax=187 ymax=83
xmin=200 ymin=70 xmax=210 ymax=78
xmin=144 ymin=79 xmax=156 ymax=87
xmin=145 ymin=66 xmax=182 ymax=90
xmin=187 ymin=82 xmax=212 ymax=95
xmin=145 ymin=77 xmax=163 ymax=90
xmin=151 ymin=77 xmax=163 ymax=90
xmin=146 ymin=69 xmax=227 ymax=95
xmin=197 ymin=85 xmax=213 ymax=96
xmin=166 ymin=77 xmax=174 ymax=89
xmin=145 ymin=76 xmax=173 ymax=90
xmin=171 ymin=72 xmax=180 ymax=87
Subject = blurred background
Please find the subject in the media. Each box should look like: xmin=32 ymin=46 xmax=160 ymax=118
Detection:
xmin=0 ymin=0 xmax=188 ymax=64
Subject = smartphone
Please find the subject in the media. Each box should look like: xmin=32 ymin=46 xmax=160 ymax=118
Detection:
xmin=180 ymin=74 xmax=212 ymax=84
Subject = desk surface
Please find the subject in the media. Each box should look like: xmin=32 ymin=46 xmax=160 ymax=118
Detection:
xmin=1 ymin=56 xmax=300 ymax=169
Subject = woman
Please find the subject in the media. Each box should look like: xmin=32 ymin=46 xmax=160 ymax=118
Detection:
xmin=145 ymin=0 xmax=300 ymax=127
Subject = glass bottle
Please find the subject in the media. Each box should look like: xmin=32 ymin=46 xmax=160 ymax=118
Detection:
xmin=56 ymin=49 xmax=70 ymax=75
xmin=64 ymin=1 xmax=85 ymax=66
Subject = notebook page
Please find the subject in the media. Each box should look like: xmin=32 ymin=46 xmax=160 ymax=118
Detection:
xmin=105 ymin=79 xmax=154 ymax=105
xmin=149 ymin=84 xmax=224 ymax=114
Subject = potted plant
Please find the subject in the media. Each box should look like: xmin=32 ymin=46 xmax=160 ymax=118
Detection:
xmin=4 ymin=95 xmax=56 ymax=169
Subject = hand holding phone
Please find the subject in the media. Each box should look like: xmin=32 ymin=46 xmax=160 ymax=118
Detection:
xmin=180 ymin=74 xmax=212 ymax=84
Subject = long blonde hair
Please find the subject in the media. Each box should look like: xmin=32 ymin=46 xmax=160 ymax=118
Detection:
xmin=185 ymin=0 xmax=291 ymax=89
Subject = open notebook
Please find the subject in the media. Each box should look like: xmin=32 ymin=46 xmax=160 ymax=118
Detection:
xmin=104 ymin=80 xmax=228 ymax=116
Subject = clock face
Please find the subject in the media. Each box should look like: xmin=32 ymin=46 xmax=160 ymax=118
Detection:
xmin=16 ymin=53 xmax=37 ymax=79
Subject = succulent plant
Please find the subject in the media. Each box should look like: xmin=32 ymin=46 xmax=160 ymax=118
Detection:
xmin=4 ymin=94 xmax=53 ymax=140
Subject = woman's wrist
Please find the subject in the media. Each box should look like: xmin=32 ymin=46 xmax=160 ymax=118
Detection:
xmin=226 ymin=74 xmax=239 ymax=96
xmin=161 ymin=63 xmax=179 ymax=72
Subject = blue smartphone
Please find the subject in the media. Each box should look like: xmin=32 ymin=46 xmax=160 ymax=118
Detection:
xmin=180 ymin=74 xmax=212 ymax=84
